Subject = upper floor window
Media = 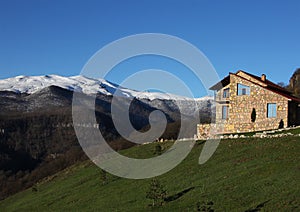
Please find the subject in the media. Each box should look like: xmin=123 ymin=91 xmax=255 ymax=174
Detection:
xmin=223 ymin=88 xmax=230 ymax=98
xmin=237 ymin=83 xmax=250 ymax=96
xmin=267 ymin=103 xmax=277 ymax=118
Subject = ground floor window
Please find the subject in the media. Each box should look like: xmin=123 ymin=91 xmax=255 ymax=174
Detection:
xmin=222 ymin=105 xmax=229 ymax=119
xmin=267 ymin=103 xmax=277 ymax=118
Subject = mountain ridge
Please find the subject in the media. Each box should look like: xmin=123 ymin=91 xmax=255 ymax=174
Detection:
xmin=0 ymin=74 xmax=212 ymax=101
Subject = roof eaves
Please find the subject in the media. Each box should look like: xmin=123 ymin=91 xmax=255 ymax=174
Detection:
xmin=209 ymin=75 xmax=230 ymax=90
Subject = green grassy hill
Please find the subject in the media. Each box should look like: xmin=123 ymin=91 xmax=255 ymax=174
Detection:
xmin=0 ymin=132 xmax=299 ymax=211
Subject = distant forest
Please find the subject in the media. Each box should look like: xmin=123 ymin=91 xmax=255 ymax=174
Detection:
xmin=279 ymin=68 xmax=300 ymax=98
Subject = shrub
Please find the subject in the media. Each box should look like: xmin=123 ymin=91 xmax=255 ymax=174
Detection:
xmin=146 ymin=178 xmax=167 ymax=207
xmin=32 ymin=185 xmax=38 ymax=192
xmin=251 ymin=108 xmax=256 ymax=123
xmin=196 ymin=200 xmax=214 ymax=211
xmin=100 ymin=169 xmax=108 ymax=185
xmin=154 ymin=144 xmax=163 ymax=155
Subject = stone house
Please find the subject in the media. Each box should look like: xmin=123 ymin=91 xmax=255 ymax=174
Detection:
xmin=197 ymin=70 xmax=300 ymax=138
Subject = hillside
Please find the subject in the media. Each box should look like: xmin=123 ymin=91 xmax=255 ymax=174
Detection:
xmin=288 ymin=68 xmax=300 ymax=98
xmin=0 ymin=131 xmax=299 ymax=211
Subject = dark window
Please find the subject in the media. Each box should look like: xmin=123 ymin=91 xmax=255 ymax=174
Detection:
xmin=267 ymin=103 xmax=277 ymax=118
xmin=237 ymin=84 xmax=250 ymax=96
xmin=223 ymin=88 xmax=230 ymax=98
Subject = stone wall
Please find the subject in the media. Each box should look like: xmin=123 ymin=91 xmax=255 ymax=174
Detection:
xmin=215 ymin=74 xmax=289 ymax=134
xmin=197 ymin=124 xmax=211 ymax=139
xmin=196 ymin=123 xmax=225 ymax=139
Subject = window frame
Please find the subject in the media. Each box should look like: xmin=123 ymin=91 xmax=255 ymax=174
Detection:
xmin=223 ymin=88 xmax=230 ymax=98
xmin=222 ymin=105 xmax=229 ymax=120
xmin=267 ymin=103 xmax=277 ymax=118
xmin=237 ymin=83 xmax=250 ymax=96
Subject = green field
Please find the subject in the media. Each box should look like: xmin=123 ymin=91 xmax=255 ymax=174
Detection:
xmin=0 ymin=133 xmax=299 ymax=211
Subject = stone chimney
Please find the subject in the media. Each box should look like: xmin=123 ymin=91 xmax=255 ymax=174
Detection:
xmin=261 ymin=74 xmax=266 ymax=82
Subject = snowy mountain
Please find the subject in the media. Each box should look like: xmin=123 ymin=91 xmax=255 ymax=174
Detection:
xmin=0 ymin=74 xmax=214 ymax=126
xmin=0 ymin=75 xmax=211 ymax=101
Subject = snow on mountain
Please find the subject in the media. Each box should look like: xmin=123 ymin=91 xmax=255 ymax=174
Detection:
xmin=0 ymin=75 xmax=213 ymax=101
xmin=0 ymin=75 xmax=110 ymax=96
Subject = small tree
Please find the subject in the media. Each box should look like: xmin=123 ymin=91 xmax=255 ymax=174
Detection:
xmin=154 ymin=144 xmax=162 ymax=155
xmin=278 ymin=119 xmax=284 ymax=129
xmin=251 ymin=108 xmax=256 ymax=123
xmin=146 ymin=178 xmax=167 ymax=207
xmin=277 ymin=82 xmax=286 ymax=88
xmin=32 ymin=184 xmax=38 ymax=192
xmin=196 ymin=200 xmax=214 ymax=211
xmin=100 ymin=169 xmax=108 ymax=185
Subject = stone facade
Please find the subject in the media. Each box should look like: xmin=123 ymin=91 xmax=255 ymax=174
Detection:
xmin=220 ymin=73 xmax=288 ymax=133
xmin=197 ymin=71 xmax=300 ymax=139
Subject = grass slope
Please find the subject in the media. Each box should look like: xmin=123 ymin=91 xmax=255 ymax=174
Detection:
xmin=0 ymin=134 xmax=299 ymax=211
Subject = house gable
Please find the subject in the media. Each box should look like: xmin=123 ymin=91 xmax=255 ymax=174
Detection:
xmin=236 ymin=70 xmax=268 ymax=88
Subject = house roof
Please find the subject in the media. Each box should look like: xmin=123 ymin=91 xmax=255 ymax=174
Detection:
xmin=209 ymin=75 xmax=230 ymax=90
xmin=236 ymin=70 xmax=291 ymax=94
xmin=210 ymin=70 xmax=300 ymax=103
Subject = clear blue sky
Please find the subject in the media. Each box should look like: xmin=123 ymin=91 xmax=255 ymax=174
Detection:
xmin=0 ymin=0 xmax=299 ymax=97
